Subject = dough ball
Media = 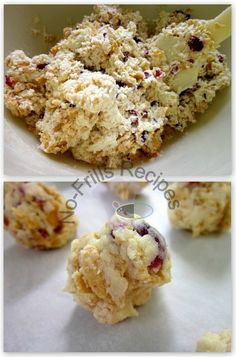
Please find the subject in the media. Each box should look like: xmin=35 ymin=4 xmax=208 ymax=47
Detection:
xmin=4 ymin=182 xmax=78 ymax=249
xmin=65 ymin=214 xmax=171 ymax=324
xmin=168 ymin=182 xmax=231 ymax=236
xmin=196 ymin=330 xmax=231 ymax=352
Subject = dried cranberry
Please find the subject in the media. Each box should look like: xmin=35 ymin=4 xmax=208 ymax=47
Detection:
xmin=128 ymin=109 xmax=138 ymax=116
xmin=144 ymin=71 xmax=151 ymax=79
xmin=170 ymin=64 xmax=179 ymax=74
xmin=5 ymin=75 xmax=15 ymax=88
xmin=144 ymin=48 xmax=149 ymax=56
xmin=38 ymin=228 xmax=49 ymax=238
xmin=131 ymin=118 xmax=139 ymax=126
xmin=123 ymin=52 xmax=129 ymax=62
xmin=141 ymin=130 xmax=149 ymax=143
xmin=218 ymin=54 xmax=224 ymax=63
xmin=134 ymin=222 xmax=150 ymax=236
xmin=187 ymin=36 xmax=204 ymax=51
xmin=37 ymin=63 xmax=48 ymax=70
xmin=134 ymin=222 xmax=167 ymax=271
xmin=142 ymin=110 xmax=148 ymax=118
xmin=54 ymin=223 xmax=63 ymax=233
xmin=32 ymin=195 xmax=45 ymax=208
xmin=149 ymin=230 xmax=166 ymax=271
xmin=153 ymin=69 xmax=164 ymax=78
xmin=148 ymin=256 xmax=163 ymax=270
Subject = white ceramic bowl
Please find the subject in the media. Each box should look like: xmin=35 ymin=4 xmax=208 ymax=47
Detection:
xmin=4 ymin=4 xmax=231 ymax=177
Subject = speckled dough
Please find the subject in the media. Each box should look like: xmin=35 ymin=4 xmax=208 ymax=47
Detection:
xmin=4 ymin=5 xmax=230 ymax=167
xmin=106 ymin=182 xmax=147 ymax=199
xmin=196 ymin=330 xmax=231 ymax=352
xmin=168 ymin=182 xmax=231 ymax=236
xmin=65 ymin=214 xmax=171 ymax=324
xmin=4 ymin=182 xmax=78 ymax=249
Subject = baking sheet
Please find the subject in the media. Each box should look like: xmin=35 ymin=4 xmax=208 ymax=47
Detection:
xmin=4 ymin=183 xmax=231 ymax=352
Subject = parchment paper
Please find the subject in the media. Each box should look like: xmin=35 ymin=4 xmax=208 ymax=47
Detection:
xmin=4 ymin=182 xmax=231 ymax=352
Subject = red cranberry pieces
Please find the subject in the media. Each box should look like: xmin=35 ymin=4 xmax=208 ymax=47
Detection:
xmin=148 ymin=256 xmax=164 ymax=270
xmin=5 ymin=75 xmax=15 ymax=88
xmin=142 ymin=110 xmax=148 ymax=119
xmin=144 ymin=71 xmax=151 ymax=79
xmin=131 ymin=118 xmax=139 ymax=127
xmin=153 ymin=69 xmax=164 ymax=78
xmin=170 ymin=64 xmax=179 ymax=74
xmin=187 ymin=36 xmax=204 ymax=52
xmin=134 ymin=222 xmax=167 ymax=272
xmin=148 ymin=230 xmax=167 ymax=271
xmin=38 ymin=228 xmax=49 ymax=238
xmin=37 ymin=63 xmax=48 ymax=70
xmin=134 ymin=222 xmax=150 ymax=236
xmin=54 ymin=223 xmax=63 ymax=233
xmin=217 ymin=54 xmax=224 ymax=63
xmin=128 ymin=109 xmax=138 ymax=116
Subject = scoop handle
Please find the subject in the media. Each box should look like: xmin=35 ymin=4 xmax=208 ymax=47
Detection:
xmin=207 ymin=6 xmax=231 ymax=44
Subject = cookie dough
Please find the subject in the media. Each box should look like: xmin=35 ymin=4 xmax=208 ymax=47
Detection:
xmin=196 ymin=330 xmax=231 ymax=352
xmin=65 ymin=214 xmax=171 ymax=324
xmin=4 ymin=182 xmax=78 ymax=249
xmin=4 ymin=5 xmax=230 ymax=167
xmin=106 ymin=182 xmax=147 ymax=199
xmin=168 ymin=182 xmax=231 ymax=236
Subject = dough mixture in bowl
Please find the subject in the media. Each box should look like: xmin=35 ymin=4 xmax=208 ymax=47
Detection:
xmin=4 ymin=5 xmax=231 ymax=168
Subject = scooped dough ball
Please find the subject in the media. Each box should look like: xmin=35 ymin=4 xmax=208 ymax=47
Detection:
xmin=65 ymin=214 xmax=171 ymax=324
xmin=4 ymin=182 xmax=78 ymax=249
xmin=168 ymin=182 xmax=231 ymax=236
xmin=106 ymin=182 xmax=147 ymax=199
xmin=196 ymin=330 xmax=231 ymax=352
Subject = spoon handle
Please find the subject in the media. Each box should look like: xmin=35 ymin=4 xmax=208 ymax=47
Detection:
xmin=207 ymin=6 xmax=231 ymax=44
